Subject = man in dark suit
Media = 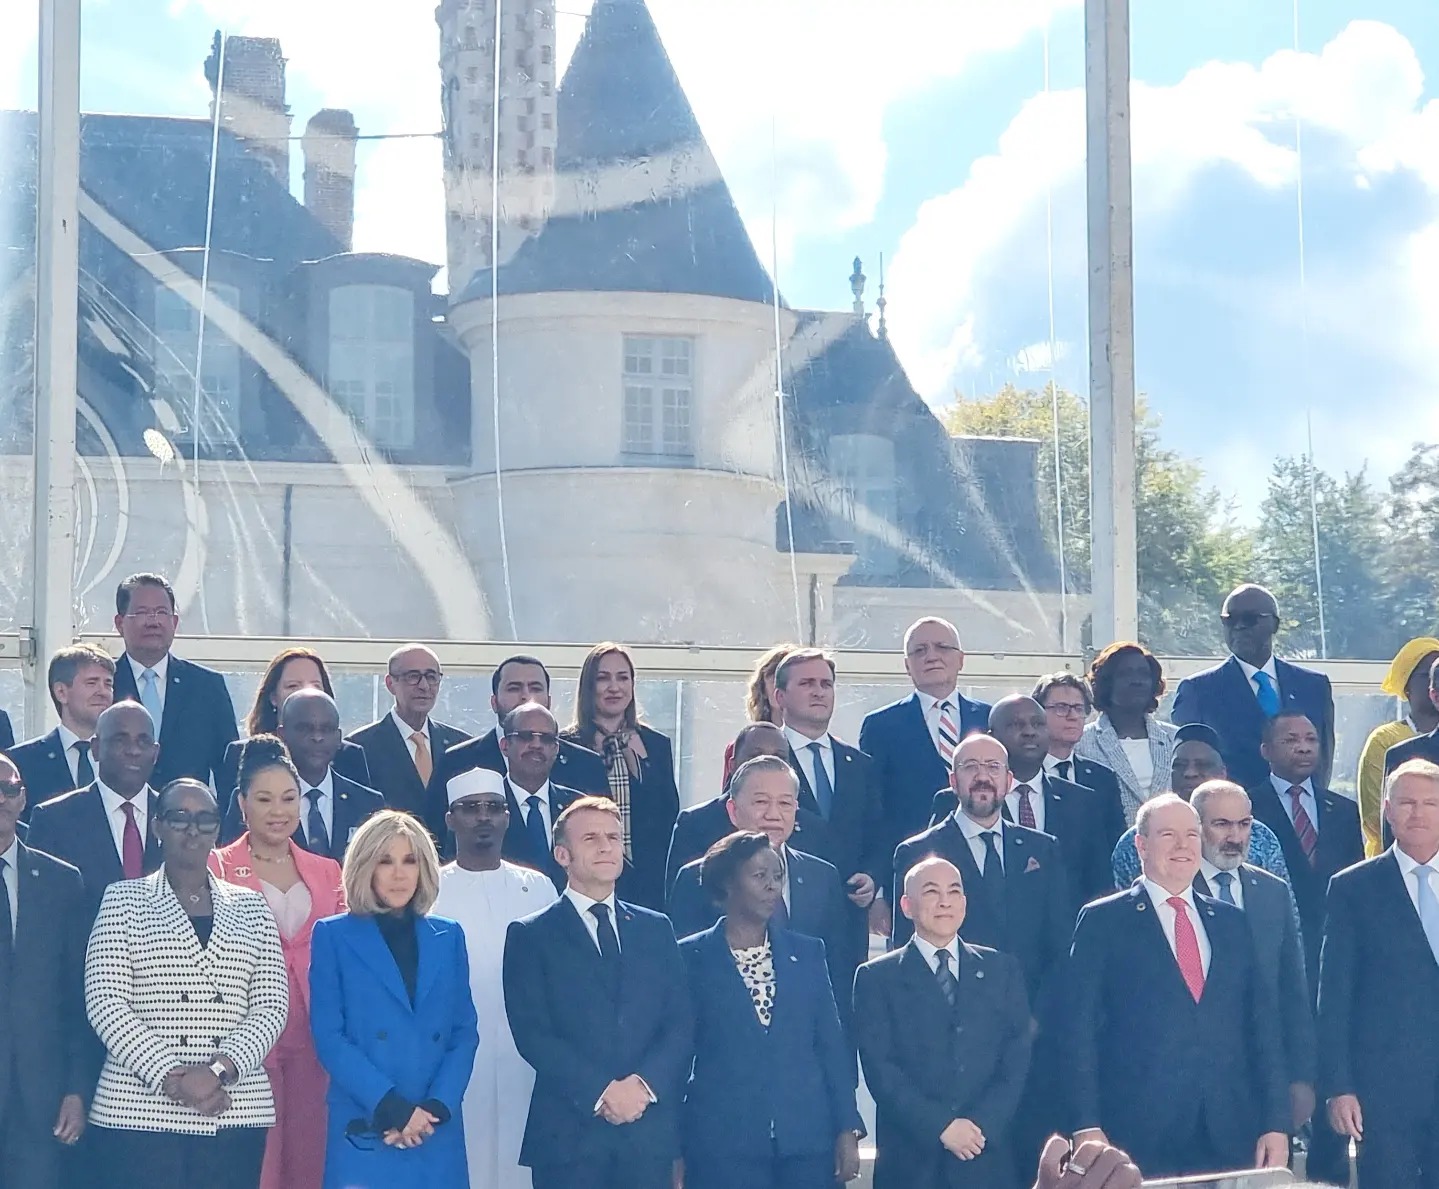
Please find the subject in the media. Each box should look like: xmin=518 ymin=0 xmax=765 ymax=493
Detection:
xmin=0 ymin=754 xmax=97 ymax=1189
xmin=0 ymin=710 xmax=12 ymax=753
xmin=437 ymin=656 xmax=607 ymax=827
xmin=1172 ymin=583 xmax=1335 ymax=790
xmin=860 ymin=617 xmax=992 ymax=934
xmin=1193 ymin=780 xmax=1316 ymax=1149
xmin=1033 ymin=673 xmax=1127 ymax=852
xmin=775 ymin=648 xmax=889 ymax=964
xmin=663 ymin=721 xmax=788 ymax=895
xmin=222 ymin=688 xmax=383 ymax=860
xmin=1320 ymin=757 xmax=1439 ymax=1189
xmin=347 ymin=643 xmax=467 ymax=822
xmin=855 ymin=855 xmax=1032 ymax=1189
xmin=503 ymin=796 xmax=693 ymax=1189
xmin=26 ymin=701 xmax=163 ymax=903
xmin=1067 ymin=793 xmax=1289 ymax=1178
xmin=108 ymin=572 xmax=238 ymax=790
xmin=487 ymin=702 xmax=583 ymax=890
xmin=7 ymin=643 xmax=115 ymax=818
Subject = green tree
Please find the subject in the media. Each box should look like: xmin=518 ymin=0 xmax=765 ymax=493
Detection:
xmin=1384 ymin=443 xmax=1439 ymax=642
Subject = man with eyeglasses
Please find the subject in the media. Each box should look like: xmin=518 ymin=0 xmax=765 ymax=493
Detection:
xmin=496 ymin=702 xmax=584 ymax=890
xmin=347 ymin=643 xmax=468 ymax=823
xmin=1033 ymin=673 xmax=1127 ymax=850
xmin=1173 ymin=583 xmax=1335 ymax=790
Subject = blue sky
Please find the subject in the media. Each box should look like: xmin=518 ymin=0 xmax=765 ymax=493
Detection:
xmin=4 ymin=0 xmax=1437 ymax=518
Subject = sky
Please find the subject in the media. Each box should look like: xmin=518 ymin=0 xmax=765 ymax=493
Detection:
xmin=3 ymin=0 xmax=1437 ymax=519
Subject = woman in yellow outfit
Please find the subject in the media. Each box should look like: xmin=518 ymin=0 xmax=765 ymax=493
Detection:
xmin=1356 ymin=637 xmax=1439 ymax=855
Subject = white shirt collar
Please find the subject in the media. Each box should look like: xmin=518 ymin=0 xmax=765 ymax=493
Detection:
xmin=0 ymin=834 xmax=18 ymax=870
xmin=912 ymin=933 xmax=961 ymax=972
xmin=1394 ymin=846 xmax=1439 ymax=880
xmin=511 ymin=778 xmax=553 ymax=808
xmin=128 ymin=652 xmax=170 ymax=685
xmin=1042 ymin=753 xmax=1073 ymax=773
xmin=1236 ymin=656 xmax=1278 ymax=683
xmin=57 ymin=723 xmax=84 ymax=753
xmin=1009 ymin=772 xmax=1043 ymax=794
xmin=564 ymin=885 xmax=617 ymax=919
xmin=1198 ymin=857 xmax=1242 ymax=887
xmin=390 ymin=707 xmax=430 ymax=741
xmin=783 ymin=725 xmax=830 ymax=754
xmin=918 ymin=688 xmax=960 ymax=715
xmin=1270 ymin=773 xmax=1314 ymax=798
xmin=952 ymin=810 xmax=1004 ymax=843
xmin=301 ymin=769 xmax=335 ymax=799
xmin=97 ymin=779 xmax=152 ymax=822
xmin=1143 ymin=878 xmax=1197 ymax=912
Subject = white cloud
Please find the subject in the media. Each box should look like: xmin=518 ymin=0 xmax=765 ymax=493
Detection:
xmin=0 ymin=4 xmax=38 ymax=108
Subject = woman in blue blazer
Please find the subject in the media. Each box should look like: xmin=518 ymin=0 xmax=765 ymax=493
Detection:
xmin=309 ymin=810 xmax=479 ymax=1189
xmin=679 ymin=831 xmax=863 ymax=1189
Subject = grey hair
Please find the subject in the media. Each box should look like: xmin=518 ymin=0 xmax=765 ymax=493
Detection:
xmin=1190 ymin=779 xmax=1249 ymax=821
xmin=1385 ymin=758 xmax=1439 ymax=800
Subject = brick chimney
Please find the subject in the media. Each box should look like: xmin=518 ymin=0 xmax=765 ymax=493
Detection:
xmin=303 ymin=108 xmax=359 ymax=251
xmin=205 ymin=32 xmax=293 ymax=183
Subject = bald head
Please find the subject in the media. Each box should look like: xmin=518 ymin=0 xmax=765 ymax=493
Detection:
xmin=901 ymin=856 xmax=967 ymax=946
xmin=280 ymin=687 xmax=339 ymax=729
xmin=279 ymin=687 xmax=341 ymax=783
xmin=949 ymin=733 xmax=1010 ymax=826
xmin=95 ymin=700 xmax=160 ymax=797
xmin=987 ymin=694 xmax=1048 ymax=779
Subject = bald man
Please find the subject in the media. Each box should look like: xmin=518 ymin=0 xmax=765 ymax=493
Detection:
xmin=855 ymin=857 xmax=1031 ymax=1189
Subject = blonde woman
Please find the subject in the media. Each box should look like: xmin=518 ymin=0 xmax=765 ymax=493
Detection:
xmin=721 ymin=644 xmax=796 ymax=786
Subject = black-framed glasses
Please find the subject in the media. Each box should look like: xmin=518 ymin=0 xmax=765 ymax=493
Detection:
xmin=0 ymin=780 xmax=24 ymax=801
xmin=1220 ymin=611 xmax=1276 ymax=628
xmin=506 ymin=730 xmax=559 ymax=747
xmin=1044 ymin=702 xmax=1089 ymax=717
xmin=158 ymin=810 xmax=221 ymax=832
xmin=392 ymin=668 xmax=444 ymax=687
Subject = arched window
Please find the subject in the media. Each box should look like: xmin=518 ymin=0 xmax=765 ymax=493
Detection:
xmin=328 ymin=285 xmax=416 ymax=448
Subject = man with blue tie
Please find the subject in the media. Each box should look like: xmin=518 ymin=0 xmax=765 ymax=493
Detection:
xmin=1320 ymin=758 xmax=1439 ymax=1189
xmin=7 ymin=643 xmax=115 ymax=817
xmin=496 ymin=702 xmax=583 ymax=890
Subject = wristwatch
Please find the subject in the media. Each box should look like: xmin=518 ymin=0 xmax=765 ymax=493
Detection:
xmin=208 ymin=1059 xmax=234 ymax=1087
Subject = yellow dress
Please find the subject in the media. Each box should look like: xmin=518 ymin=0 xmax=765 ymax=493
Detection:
xmin=1357 ymin=720 xmax=1416 ymax=857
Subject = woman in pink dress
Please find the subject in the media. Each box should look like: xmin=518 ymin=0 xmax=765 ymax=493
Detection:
xmin=211 ymin=734 xmax=345 ymax=1189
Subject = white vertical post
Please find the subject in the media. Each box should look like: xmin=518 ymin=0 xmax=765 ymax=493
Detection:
xmin=30 ymin=0 xmax=83 ymax=735
xmin=1085 ymin=0 xmax=1139 ymax=647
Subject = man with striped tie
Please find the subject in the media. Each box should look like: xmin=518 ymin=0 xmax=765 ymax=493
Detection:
xmin=1067 ymin=793 xmax=1289 ymax=1178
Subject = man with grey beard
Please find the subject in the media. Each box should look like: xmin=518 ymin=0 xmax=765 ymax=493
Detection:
xmin=1192 ymin=779 xmax=1317 ymax=1146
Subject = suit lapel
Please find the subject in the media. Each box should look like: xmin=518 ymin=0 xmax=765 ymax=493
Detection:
xmin=143 ymin=791 xmax=162 ymax=871
xmin=81 ymin=786 xmax=124 ymax=884
xmin=898 ymin=939 xmax=952 ymax=1026
xmin=160 ymin=658 xmax=186 ymax=742
xmin=152 ymin=870 xmax=214 ymax=985
xmin=787 ymin=748 xmax=818 ymax=814
xmin=13 ymin=843 xmax=45 ymax=960
xmin=344 ymin=915 xmax=414 ymax=1007
xmin=787 ymin=849 xmax=815 ymax=923
xmin=707 ymin=923 xmax=769 ymax=1037
xmin=1093 ymin=718 xmax=1140 ymax=793
xmin=1130 ymin=885 xmax=1202 ymax=1002
xmin=1379 ymin=850 xmax=1439 ymax=969
xmin=380 ymin=716 xmax=426 ymax=805
xmin=903 ymin=693 xmax=942 ymax=765
xmin=415 ymin=915 xmax=443 ymax=1005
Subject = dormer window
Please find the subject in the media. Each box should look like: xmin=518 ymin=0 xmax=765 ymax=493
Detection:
xmin=328 ymin=285 xmax=416 ymax=448
xmin=153 ymin=281 xmax=242 ymax=442
xmin=830 ymin=433 xmax=898 ymax=573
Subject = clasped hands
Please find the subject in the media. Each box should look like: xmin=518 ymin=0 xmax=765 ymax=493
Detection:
xmin=161 ymin=1058 xmax=234 ymax=1117
xmin=383 ymin=1107 xmax=440 ymax=1149
xmin=597 ymin=1074 xmax=653 ymax=1125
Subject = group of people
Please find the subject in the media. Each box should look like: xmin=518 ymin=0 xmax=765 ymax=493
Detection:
xmin=3 ymin=570 xmax=1436 ymax=1189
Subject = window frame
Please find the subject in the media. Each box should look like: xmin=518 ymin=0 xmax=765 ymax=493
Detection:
xmin=621 ymin=334 xmax=696 ymax=462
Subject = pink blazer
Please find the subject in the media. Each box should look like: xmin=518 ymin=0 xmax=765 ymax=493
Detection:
xmin=210 ymin=836 xmax=345 ymax=1019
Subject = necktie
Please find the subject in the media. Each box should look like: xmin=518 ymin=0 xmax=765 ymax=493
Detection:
xmin=410 ymin=731 xmax=433 ymax=785
xmin=1213 ymin=871 xmax=1237 ymax=906
xmin=1414 ymin=865 xmax=1439 ymax=966
xmin=305 ymin=788 xmax=331 ymax=857
xmin=808 ymin=741 xmax=834 ymax=819
xmin=120 ymin=800 xmax=144 ymax=878
xmin=139 ymin=668 xmax=163 ymax=732
xmin=934 ymin=946 xmax=958 ymax=1010
xmin=74 ymin=740 xmax=94 ymax=787
xmin=590 ymin=902 xmax=620 ymax=964
xmin=1016 ymin=784 xmax=1037 ymax=829
xmin=1167 ymin=896 xmax=1206 ymax=1001
xmin=1288 ymin=786 xmax=1318 ymax=865
xmin=937 ymin=701 xmax=959 ymax=766
xmin=1253 ymin=670 xmax=1280 ymax=717
xmin=523 ymin=795 xmax=549 ymax=860
xmin=772 ymin=851 xmax=790 ymax=928
xmin=1055 ymin=760 xmax=1072 ymax=782
xmin=0 ymin=856 xmax=13 ymax=958
xmin=979 ymin=830 xmax=1004 ymax=899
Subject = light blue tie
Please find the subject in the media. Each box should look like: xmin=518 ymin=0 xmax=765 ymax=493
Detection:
xmin=1252 ymin=670 xmax=1280 ymax=718
xmin=1213 ymin=871 xmax=1237 ymax=906
xmin=139 ymin=668 xmax=163 ymax=733
xmin=1415 ymin=865 xmax=1439 ymax=965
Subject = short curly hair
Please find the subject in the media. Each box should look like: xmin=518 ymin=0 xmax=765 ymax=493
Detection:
xmin=699 ymin=831 xmax=774 ymax=907
xmin=1088 ymin=641 xmax=1165 ymax=715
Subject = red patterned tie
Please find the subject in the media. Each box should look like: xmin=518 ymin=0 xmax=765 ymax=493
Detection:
xmin=1289 ymin=787 xmax=1318 ymax=865
xmin=1017 ymin=785 xmax=1037 ymax=829
xmin=120 ymin=800 xmax=144 ymax=879
xmin=1167 ymin=896 xmax=1205 ymax=1002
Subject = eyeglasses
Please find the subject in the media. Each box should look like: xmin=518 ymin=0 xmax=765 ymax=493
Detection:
xmin=1044 ymin=702 xmax=1089 ymax=717
xmin=506 ymin=730 xmax=559 ymax=747
xmin=122 ymin=608 xmax=173 ymax=622
xmin=1220 ymin=611 xmax=1276 ymax=629
xmin=392 ymin=669 xmax=444 ymax=687
xmin=0 ymin=781 xmax=24 ymax=801
xmin=158 ymin=810 xmax=221 ymax=832
xmin=956 ymin=760 xmax=1006 ymax=776
xmin=449 ymin=800 xmax=509 ymax=818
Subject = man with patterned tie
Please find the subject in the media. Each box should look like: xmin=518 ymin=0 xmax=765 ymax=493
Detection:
xmin=496 ymin=702 xmax=584 ymax=890
xmin=7 ymin=642 xmax=116 ymax=817
xmin=1320 ymin=759 xmax=1439 ymax=1189
xmin=1067 ymin=793 xmax=1289 ymax=1178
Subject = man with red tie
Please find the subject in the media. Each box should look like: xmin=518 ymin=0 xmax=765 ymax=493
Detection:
xmin=1066 ymin=793 xmax=1288 ymax=1178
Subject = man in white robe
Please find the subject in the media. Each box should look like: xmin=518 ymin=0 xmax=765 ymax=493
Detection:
xmin=435 ymin=766 xmax=558 ymax=1189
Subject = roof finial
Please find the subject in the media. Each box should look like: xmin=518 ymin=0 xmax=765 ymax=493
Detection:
xmin=876 ymin=252 xmax=888 ymax=339
xmin=849 ymin=256 xmax=866 ymax=317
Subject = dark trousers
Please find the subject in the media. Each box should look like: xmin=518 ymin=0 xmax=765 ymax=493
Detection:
xmin=532 ymin=1154 xmax=673 ymax=1189
xmin=1305 ymin=1117 xmax=1352 ymax=1186
xmin=0 ymin=1094 xmax=61 ymax=1189
xmin=1127 ymin=1111 xmax=1232 ymax=1181
xmin=686 ymin=1151 xmax=834 ymax=1189
xmin=1356 ymin=1120 xmax=1439 ymax=1189
xmin=92 ymin=1125 xmax=266 ymax=1189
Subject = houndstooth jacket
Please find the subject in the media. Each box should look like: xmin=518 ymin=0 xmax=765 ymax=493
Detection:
xmin=84 ymin=868 xmax=289 ymax=1134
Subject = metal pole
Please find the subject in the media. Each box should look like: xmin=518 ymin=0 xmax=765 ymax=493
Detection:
xmin=1085 ymin=0 xmax=1139 ymax=647
xmin=30 ymin=0 xmax=82 ymax=735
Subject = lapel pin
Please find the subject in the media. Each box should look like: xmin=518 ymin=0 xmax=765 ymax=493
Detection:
xmin=975 ymin=969 xmax=984 ymax=978
xmin=844 ymin=754 xmax=852 ymax=763
xmin=1137 ymin=901 xmax=1147 ymax=911
xmin=789 ymin=954 xmax=798 ymax=962
xmin=30 ymin=867 xmax=38 ymax=876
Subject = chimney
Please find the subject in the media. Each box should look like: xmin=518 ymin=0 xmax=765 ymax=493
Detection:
xmin=205 ymin=32 xmax=293 ymax=183
xmin=303 ymin=109 xmax=360 ymax=251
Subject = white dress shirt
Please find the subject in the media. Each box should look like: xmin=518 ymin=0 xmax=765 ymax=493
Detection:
xmin=564 ymin=886 xmax=622 ymax=953
xmin=511 ymin=779 xmax=555 ymax=839
xmin=97 ymin=779 xmax=150 ymax=859
xmin=1393 ymin=846 xmax=1439 ymax=916
xmin=1270 ymin=773 xmax=1318 ymax=836
xmin=1199 ymin=859 xmax=1246 ymax=909
xmin=784 ymin=726 xmax=835 ymax=794
xmin=1005 ymin=777 xmax=1046 ymax=834
xmin=1120 ymin=738 xmax=1155 ymax=799
xmin=57 ymin=723 xmax=87 ymax=785
xmin=127 ymin=652 xmax=170 ymax=714
xmin=390 ymin=709 xmax=432 ymax=767
xmin=952 ymin=811 xmax=1005 ymax=875
xmin=1237 ymin=656 xmax=1280 ymax=705
xmin=1142 ymin=878 xmax=1212 ymax=975
xmin=0 ymin=835 xmax=17 ymax=937
xmin=912 ymin=933 xmax=961 ymax=975
xmin=299 ymin=768 xmax=335 ymax=847
xmin=1044 ymin=754 xmax=1078 ymax=783
xmin=919 ymin=688 xmax=961 ymax=757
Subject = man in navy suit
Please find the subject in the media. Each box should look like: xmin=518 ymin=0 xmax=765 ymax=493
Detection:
xmin=1320 ymin=758 xmax=1439 ymax=1189
xmin=503 ymin=796 xmax=693 ymax=1189
xmin=26 ymin=701 xmax=163 ymax=903
xmin=347 ymin=643 xmax=467 ymax=822
xmin=492 ymin=702 xmax=583 ymax=890
xmin=7 ymin=642 xmax=115 ymax=818
xmin=1067 ymin=793 xmax=1289 ymax=1178
xmin=1172 ymin=583 xmax=1335 ymax=790
xmin=662 ymin=722 xmax=788 ymax=896
xmin=1033 ymin=673 xmax=1127 ymax=852
xmin=860 ymin=617 xmax=992 ymax=936
xmin=108 ymin=572 xmax=238 ymax=790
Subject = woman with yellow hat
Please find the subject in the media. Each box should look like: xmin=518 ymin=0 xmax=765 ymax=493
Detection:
xmin=1356 ymin=637 xmax=1439 ymax=855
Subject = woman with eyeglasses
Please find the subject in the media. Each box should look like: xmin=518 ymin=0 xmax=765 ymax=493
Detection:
xmin=84 ymin=778 xmax=289 ymax=1189
xmin=309 ymin=810 xmax=479 ymax=1189
xmin=563 ymin=642 xmax=681 ymax=911
xmin=209 ymin=735 xmax=345 ymax=1189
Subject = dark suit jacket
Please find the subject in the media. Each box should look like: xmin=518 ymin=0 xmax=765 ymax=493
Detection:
xmin=1318 ymin=849 xmax=1439 ymax=1131
xmin=501 ymin=779 xmax=583 ymax=891
xmin=1066 ymin=885 xmax=1288 ymax=1172
xmin=346 ymin=715 xmax=467 ymax=821
xmin=1248 ymin=779 xmax=1362 ymax=990
xmin=217 ymin=738 xmax=371 ymax=820
xmin=1382 ymin=731 xmax=1439 ymax=848
xmin=0 ymin=843 xmax=99 ymax=1127
xmin=786 ymin=737 xmax=888 ymax=888
xmin=1054 ymin=756 xmax=1127 ymax=853
xmin=680 ymin=923 xmax=861 ymax=1163
xmin=1172 ymin=655 xmax=1336 ymax=790
xmin=219 ymin=770 xmax=384 ymax=859
xmin=438 ymin=727 xmax=607 ymax=810
xmin=25 ymin=783 xmax=162 ymax=903
xmin=112 ymin=653 xmax=239 ymax=790
xmin=891 ymin=818 xmax=1071 ymax=1018
xmin=860 ymin=691 xmax=992 ymax=872
xmin=0 ymin=709 xmax=13 ymax=751
xmin=8 ymin=728 xmax=82 ymax=822
xmin=503 ymin=896 xmax=694 ymax=1171
xmin=1195 ymin=863 xmax=1315 ymax=1086
xmin=854 ymin=939 xmax=1032 ymax=1189
xmin=664 ymin=795 xmax=733 ymax=896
